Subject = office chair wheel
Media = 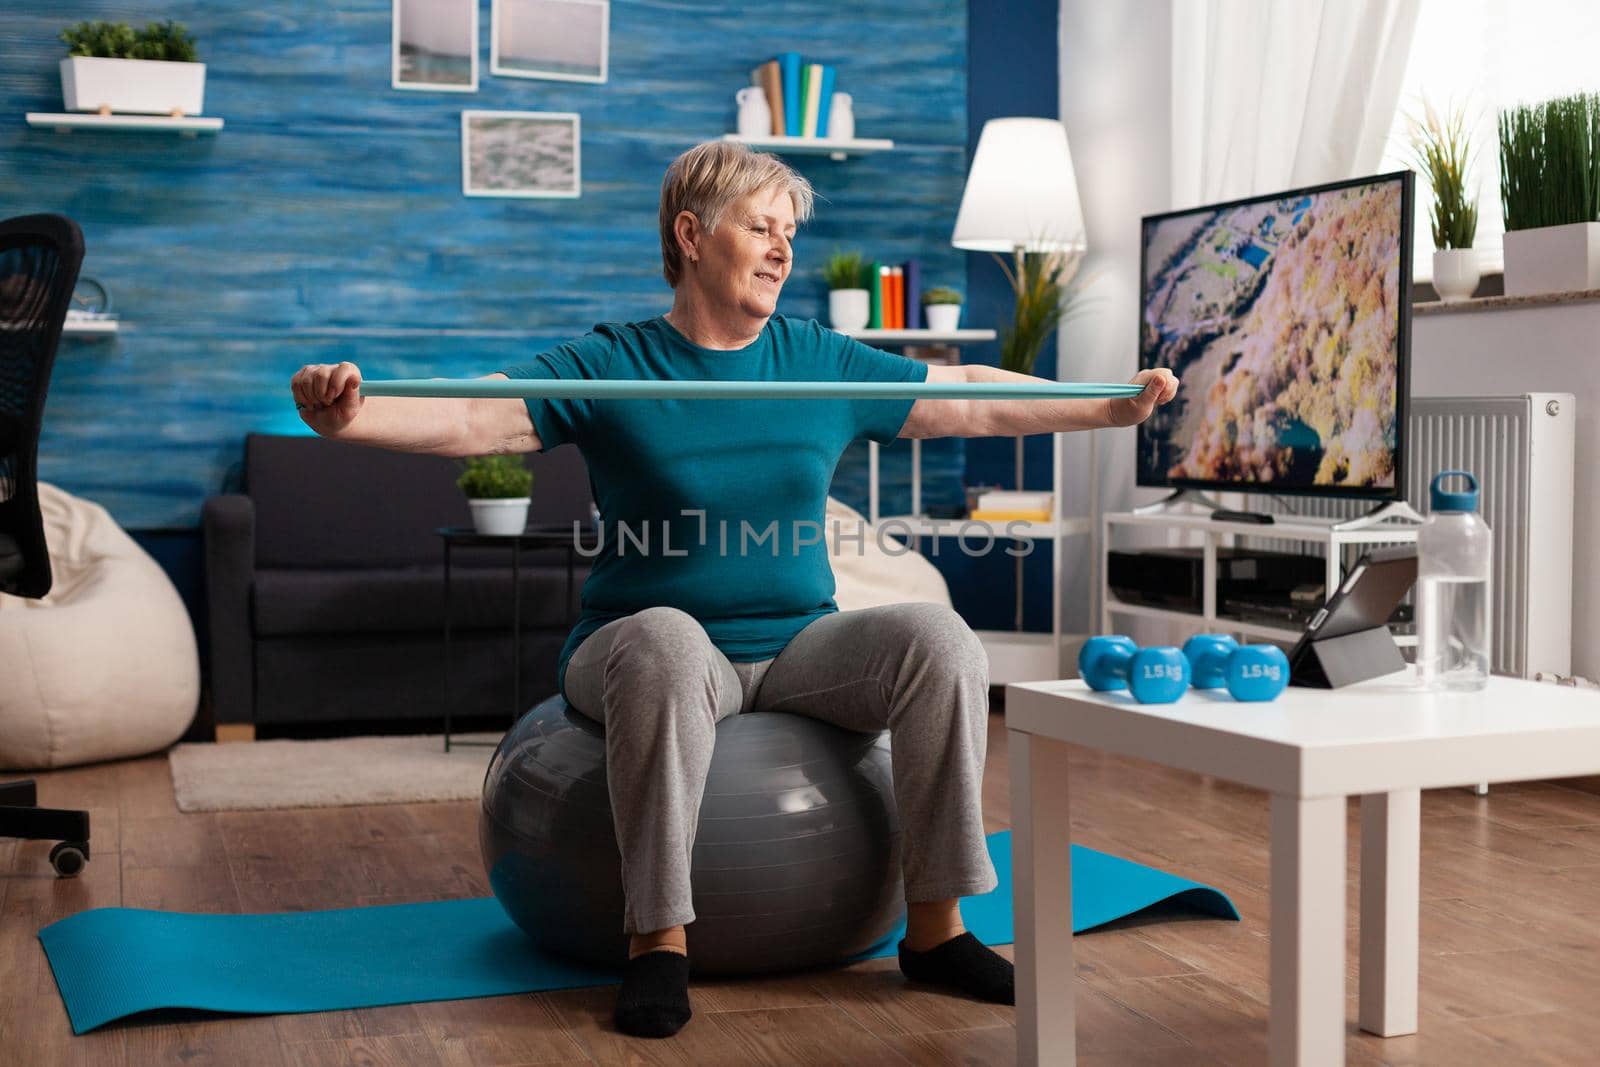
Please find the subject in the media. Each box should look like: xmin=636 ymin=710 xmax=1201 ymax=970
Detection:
xmin=49 ymin=841 xmax=88 ymax=878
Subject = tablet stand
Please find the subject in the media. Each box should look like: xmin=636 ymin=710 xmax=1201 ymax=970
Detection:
xmin=1289 ymin=625 xmax=1407 ymax=688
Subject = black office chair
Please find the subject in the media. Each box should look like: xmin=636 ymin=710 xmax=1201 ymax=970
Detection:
xmin=0 ymin=213 xmax=92 ymax=877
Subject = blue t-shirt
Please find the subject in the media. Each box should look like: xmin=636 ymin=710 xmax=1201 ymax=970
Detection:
xmin=501 ymin=314 xmax=928 ymax=690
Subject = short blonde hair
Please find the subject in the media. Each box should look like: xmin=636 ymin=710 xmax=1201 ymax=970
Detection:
xmin=658 ymin=141 xmax=815 ymax=287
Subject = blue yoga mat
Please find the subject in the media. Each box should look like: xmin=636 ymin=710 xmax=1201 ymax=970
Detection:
xmin=39 ymin=831 xmax=1236 ymax=1034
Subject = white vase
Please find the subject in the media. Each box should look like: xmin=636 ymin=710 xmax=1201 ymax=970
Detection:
xmin=1431 ymin=249 xmax=1480 ymax=302
xmin=468 ymin=498 xmax=530 ymax=536
xmin=924 ymin=303 xmax=962 ymax=332
xmin=60 ymin=56 xmax=207 ymax=116
xmin=827 ymin=92 xmax=855 ymax=141
xmin=829 ymin=288 xmax=870 ymax=331
xmin=1502 ymin=222 xmax=1600 ymax=297
xmin=736 ymin=86 xmax=771 ymax=139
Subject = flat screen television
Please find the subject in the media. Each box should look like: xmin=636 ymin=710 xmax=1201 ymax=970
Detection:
xmin=1136 ymin=171 xmax=1414 ymax=501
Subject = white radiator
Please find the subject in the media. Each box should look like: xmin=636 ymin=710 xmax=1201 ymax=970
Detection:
xmin=1249 ymin=393 xmax=1576 ymax=678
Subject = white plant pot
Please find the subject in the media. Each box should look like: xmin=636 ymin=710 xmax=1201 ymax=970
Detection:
xmin=468 ymin=498 xmax=530 ymax=536
xmin=60 ymin=56 xmax=207 ymax=116
xmin=1501 ymin=222 xmax=1600 ymax=297
xmin=1431 ymin=249 xmax=1481 ymax=302
xmin=924 ymin=303 xmax=962 ymax=332
xmin=829 ymin=288 xmax=870 ymax=331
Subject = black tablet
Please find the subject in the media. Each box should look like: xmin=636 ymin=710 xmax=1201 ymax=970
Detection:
xmin=1287 ymin=546 xmax=1417 ymax=687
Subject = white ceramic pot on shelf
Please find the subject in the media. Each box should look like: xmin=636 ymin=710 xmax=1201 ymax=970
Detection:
xmin=468 ymin=498 xmax=530 ymax=536
xmin=1502 ymin=222 xmax=1600 ymax=297
xmin=829 ymin=288 xmax=870 ymax=331
xmin=924 ymin=303 xmax=962 ymax=333
xmin=1431 ymin=248 xmax=1480 ymax=302
xmin=60 ymin=57 xmax=207 ymax=115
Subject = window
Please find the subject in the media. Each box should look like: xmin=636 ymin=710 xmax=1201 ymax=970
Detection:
xmin=1377 ymin=0 xmax=1600 ymax=281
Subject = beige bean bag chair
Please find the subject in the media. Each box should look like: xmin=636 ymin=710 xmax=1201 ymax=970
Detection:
xmin=0 ymin=483 xmax=198 ymax=769
xmin=825 ymin=496 xmax=952 ymax=611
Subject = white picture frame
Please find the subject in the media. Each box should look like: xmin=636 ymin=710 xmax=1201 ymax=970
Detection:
xmin=392 ymin=0 xmax=479 ymax=93
xmin=491 ymin=0 xmax=610 ymax=84
xmin=461 ymin=110 xmax=582 ymax=199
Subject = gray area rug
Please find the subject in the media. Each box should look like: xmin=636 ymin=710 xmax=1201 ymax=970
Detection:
xmin=168 ymin=733 xmax=502 ymax=812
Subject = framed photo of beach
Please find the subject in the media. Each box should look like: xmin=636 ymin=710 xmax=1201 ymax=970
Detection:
xmin=392 ymin=0 xmax=478 ymax=93
xmin=461 ymin=110 xmax=582 ymax=199
xmin=491 ymin=0 xmax=609 ymax=84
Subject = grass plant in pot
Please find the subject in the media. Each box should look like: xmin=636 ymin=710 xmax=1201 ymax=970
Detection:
xmin=1408 ymin=99 xmax=1480 ymax=301
xmin=823 ymin=250 xmax=869 ymax=331
xmin=458 ymin=455 xmax=534 ymax=536
xmin=996 ymin=249 xmax=1085 ymax=492
xmin=60 ymin=19 xmax=205 ymax=116
xmin=1499 ymin=91 xmax=1600 ymax=296
xmin=921 ymin=286 xmax=963 ymax=333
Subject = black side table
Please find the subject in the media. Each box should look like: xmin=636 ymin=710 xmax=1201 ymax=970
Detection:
xmin=437 ymin=525 xmax=579 ymax=751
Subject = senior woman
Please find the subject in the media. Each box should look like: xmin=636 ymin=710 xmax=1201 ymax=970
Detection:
xmin=292 ymin=141 xmax=1178 ymax=1038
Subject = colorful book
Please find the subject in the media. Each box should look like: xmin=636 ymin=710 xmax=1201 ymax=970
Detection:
xmin=903 ymin=259 xmax=922 ymax=329
xmin=755 ymin=60 xmax=784 ymax=136
xmin=802 ymin=63 xmax=825 ymax=137
xmin=777 ymin=52 xmax=802 ymax=137
xmin=815 ymin=65 xmax=836 ymax=137
xmin=889 ymin=266 xmax=903 ymax=329
xmin=868 ymin=262 xmax=885 ymax=329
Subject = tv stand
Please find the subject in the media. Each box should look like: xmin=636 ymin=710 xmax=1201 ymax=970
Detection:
xmin=1283 ymin=500 xmax=1426 ymax=531
xmin=1133 ymin=488 xmax=1225 ymax=514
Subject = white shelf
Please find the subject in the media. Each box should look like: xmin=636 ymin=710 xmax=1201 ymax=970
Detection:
xmin=878 ymin=515 xmax=1090 ymax=541
xmin=26 ymin=112 xmax=223 ymax=135
xmin=1104 ymin=509 xmax=1421 ymax=546
xmin=839 ymin=328 xmax=995 ymax=345
xmin=62 ymin=315 xmax=119 ymax=336
xmin=721 ymin=133 xmax=893 ymax=160
xmin=975 ymin=630 xmax=1090 ymax=685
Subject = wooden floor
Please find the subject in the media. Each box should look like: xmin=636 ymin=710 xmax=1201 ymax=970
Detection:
xmin=6 ymin=713 xmax=1600 ymax=1066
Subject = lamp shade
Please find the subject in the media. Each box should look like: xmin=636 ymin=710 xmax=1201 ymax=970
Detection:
xmin=951 ymin=117 xmax=1086 ymax=253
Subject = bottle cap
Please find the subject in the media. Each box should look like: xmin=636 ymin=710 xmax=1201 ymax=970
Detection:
xmin=1429 ymin=470 xmax=1480 ymax=513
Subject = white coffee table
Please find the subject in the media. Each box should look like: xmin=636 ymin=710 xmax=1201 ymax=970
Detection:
xmin=1004 ymin=671 xmax=1600 ymax=1067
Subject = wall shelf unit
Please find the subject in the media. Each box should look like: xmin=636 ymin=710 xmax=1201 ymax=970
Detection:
xmin=1100 ymin=508 xmax=1421 ymax=647
xmin=855 ymin=327 xmax=1088 ymax=683
xmin=721 ymin=133 xmax=892 ymax=161
xmin=26 ymin=113 xmax=223 ymax=136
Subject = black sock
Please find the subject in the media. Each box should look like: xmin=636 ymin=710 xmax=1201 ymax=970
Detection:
xmin=614 ymin=950 xmax=692 ymax=1038
xmin=898 ymin=932 xmax=1014 ymax=1005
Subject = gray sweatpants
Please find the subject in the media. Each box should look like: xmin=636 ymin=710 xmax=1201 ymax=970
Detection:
xmin=563 ymin=602 xmax=998 ymax=935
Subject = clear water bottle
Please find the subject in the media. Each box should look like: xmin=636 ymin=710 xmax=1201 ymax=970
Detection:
xmin=1417 ymin=470 xmax=1492 ymax=690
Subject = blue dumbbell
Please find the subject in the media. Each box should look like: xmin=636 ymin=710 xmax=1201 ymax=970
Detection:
xmin=1181 ymin=634 xmax=1290 ymax=702
xmin=1078 ymin=636 xmax=1191 ymax=703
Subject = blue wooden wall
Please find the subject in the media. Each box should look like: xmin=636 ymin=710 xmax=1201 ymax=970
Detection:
xmin=0 ymin=1 xmax=968 ymax=527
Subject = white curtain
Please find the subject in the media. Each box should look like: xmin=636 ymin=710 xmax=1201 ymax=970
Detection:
xmin=1170 ymin=0 xmax=1422 ymax=207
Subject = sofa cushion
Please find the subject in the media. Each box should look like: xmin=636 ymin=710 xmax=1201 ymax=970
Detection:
xmin=245 ymin=434 xmax=593 ymax=570
xmin=252 ymin=562 xmax=583 ymax=637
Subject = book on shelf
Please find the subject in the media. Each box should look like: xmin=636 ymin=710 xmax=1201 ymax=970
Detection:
xmin=975 ymin=490 xmax=1053 ymax=512
xmin=969 ymin=509 xmax=1053 ymax=522
xmin=752 ymin=60 xmax=784 ymax=136
xmin=777 ymin=52 xmax=802 ymax=138
xmin=868 ymin=260 xmax=883 ymax=329
xmin=903 ymin=258 xmax=922 ymax=329
xmin=815 ymin=65 xmax=836 ymax=136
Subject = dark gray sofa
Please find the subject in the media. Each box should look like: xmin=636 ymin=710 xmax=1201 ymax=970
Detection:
xmin=203 ymin=433 xmax=592 ymax=732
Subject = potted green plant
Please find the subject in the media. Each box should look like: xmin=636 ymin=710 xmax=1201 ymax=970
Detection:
xmin=1498 ymin=91 xmax=1600 ymax=296
xmin=1408 ymin=99 xmax=1480 ymax=302
xmin=822 ymin=250 xmax=869 ymax=331
xmin=920 ymin=286 xmax=964 ymax=332
xmin=996 ymin=249 xmax=1086 ymax=490
xmin=457 ymin=455 xmax=534 ymax=536
xmin=59 ymin=20 xmax=205 ymax=117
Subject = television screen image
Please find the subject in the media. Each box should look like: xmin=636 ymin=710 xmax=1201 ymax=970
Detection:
xmin=1137 ymin=172 xmax=1412 ymax=498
